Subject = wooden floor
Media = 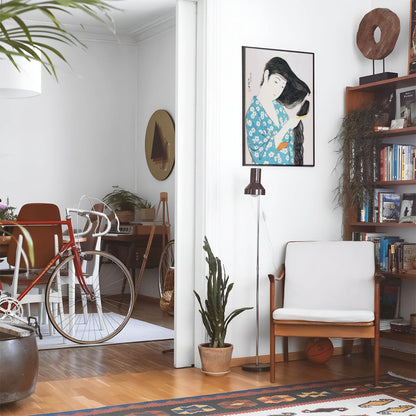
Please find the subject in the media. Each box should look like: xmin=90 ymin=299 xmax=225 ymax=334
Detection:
xmin=1 ymin=300 xmax=415 ymax=416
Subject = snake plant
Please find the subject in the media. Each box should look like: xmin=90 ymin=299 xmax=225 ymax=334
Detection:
xmin=0 ymin=0 xmax=116 ymax=79
xmin=194 ymin=237 xmax=252 ymax=348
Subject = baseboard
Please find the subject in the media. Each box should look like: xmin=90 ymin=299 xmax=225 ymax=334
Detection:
xmin=138 ymin=294 xmax=159 ymax=304
xmin=380 ymin=347 xmax=416 ymax=363
xmin=230 ymin=346 xmax=352 ymax=367
xmin=231 ymin=343 xmax=416 ymax=368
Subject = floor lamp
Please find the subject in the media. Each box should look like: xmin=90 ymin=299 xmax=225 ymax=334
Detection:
xmin=242 ymin=168 xmax=269 ymax=372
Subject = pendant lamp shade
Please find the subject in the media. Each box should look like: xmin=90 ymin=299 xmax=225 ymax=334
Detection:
xmin=0 ymin=57 xmax=41 ymax=98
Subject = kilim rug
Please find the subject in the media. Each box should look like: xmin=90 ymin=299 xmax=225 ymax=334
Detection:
xmin=31 ymin=373 xmax=415 ymax=416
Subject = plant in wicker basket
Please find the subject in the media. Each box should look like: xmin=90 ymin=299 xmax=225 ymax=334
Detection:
xmin=103 ymin=186 xmax=151 ymax=223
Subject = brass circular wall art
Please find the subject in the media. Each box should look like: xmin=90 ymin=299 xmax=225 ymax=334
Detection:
xmin=145 ymin=110 xmax=175 ymax=181
xmin=356 ymin=8 xmax=400 ymax=60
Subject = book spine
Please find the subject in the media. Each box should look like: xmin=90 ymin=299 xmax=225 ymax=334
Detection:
xmin=387 ymin=146 xmax=391 ymax=181
xmin=392 ymin=144 xmax=397 ymax=181
xmin=414 ymin=149 xmax=416 ymax=180
xmin=413 ymin=149 xmax=416 ymax=179
xmin=380 ymin=147 xmax=385 ymax=181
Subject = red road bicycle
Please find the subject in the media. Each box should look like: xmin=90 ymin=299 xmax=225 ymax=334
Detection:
xmin=0 ymin=208 xmax=135 ymax=344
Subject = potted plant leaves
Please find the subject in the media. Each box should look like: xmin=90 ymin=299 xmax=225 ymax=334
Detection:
xmin=194 ymin=237 xmax=252 ymax=375
xmin=135 ymin=199 xmax=155 ymax=222
xmin=103 ymin=186 xmax=148 ymax=223
xmin=0 ymin=198 xmax=16 ymax=256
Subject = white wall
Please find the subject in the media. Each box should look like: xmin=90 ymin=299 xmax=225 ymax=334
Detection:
xmin=0 ymin=39 xmax=138 ymax=213
xmin=193 ymin=0 xmax=412 ymax=362
xmin=135 ymin=28 xmax=176 ymax=215
xmin=135 ymin=27 xmax=176 ymax=298
xmin=0 ymin=28 xmax=177 ymax=298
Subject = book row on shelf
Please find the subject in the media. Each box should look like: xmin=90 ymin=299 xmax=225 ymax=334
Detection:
xmin=379 ymin=144 xmax=415 ymax=181
xmin=351 ymin=233 xmax=416 ymax=274
xmin=360 ymin=191 xmax=416 ymax=224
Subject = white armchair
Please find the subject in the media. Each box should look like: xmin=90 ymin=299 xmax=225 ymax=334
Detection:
xmin=269 ymin=241 xmax=381 ymax=385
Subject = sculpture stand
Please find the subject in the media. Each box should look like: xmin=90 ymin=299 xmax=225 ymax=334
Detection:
xmin=359 ymin=59 xmax=397 ymax=85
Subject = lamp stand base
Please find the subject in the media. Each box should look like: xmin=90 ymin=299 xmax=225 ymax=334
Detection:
xmin=242 ymin=362 xmax=270 ymax=372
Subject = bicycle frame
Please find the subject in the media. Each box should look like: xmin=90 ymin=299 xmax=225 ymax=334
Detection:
xmin=0 ymin=216 xmax=94 ymax=303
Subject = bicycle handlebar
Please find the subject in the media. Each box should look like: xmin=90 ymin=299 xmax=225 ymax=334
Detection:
xmin=66 ymin=208 xmax=112 ymax=238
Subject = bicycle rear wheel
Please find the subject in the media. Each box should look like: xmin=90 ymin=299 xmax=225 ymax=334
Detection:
xmin=45 ymin=250 xmax=135 ymax=344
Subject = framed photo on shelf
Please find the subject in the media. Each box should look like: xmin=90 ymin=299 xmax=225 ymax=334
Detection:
xmin=380 ymin=192 xmax=401 ymax=223
xmin=242 ymin=46 xmax=315 ymax=167
xmin=395 ymin=86 xmax=416 ymax=127
xmin=399 ymin=193 xmax=416 ymax=223
xmin=409 ymin=0 xmax=416 ymax=74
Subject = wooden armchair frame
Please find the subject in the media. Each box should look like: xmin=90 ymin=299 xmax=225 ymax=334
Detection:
xmin=269 ymin=242 xmax=382 ymax=386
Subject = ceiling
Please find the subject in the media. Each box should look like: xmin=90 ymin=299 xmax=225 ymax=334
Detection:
xmin=26 ymin=0 xmax=176 ymax=39
xmin=100 ymin=0 xmax=176 ymax=36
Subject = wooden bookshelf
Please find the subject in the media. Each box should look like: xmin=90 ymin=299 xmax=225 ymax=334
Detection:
xmin=383 ymin=271 xmax=416 ymax=281
xmin=344 ymin=74 xmax=416 ymax=349
xmin=375 ymin=180 xmax=416 ymax=186
xmin=345 ymin=74 xmax=416 ymax=113
xmin=349 ymin=222 xmax=416 ymax=228
xmin=375 ymin=126 xmax=416 ymax=137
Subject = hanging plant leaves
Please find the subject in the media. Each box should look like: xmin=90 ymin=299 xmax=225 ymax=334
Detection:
xmin=0 ymin=0 xmax=117 ymax=79
xmin=333 ymin=106 xmax=377 ymax=210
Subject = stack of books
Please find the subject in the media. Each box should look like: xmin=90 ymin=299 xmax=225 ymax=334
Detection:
xmin=360 ymin=191 xmax=416 ymax=224
xmin=379 ymin=144 xmax=416 ymax=181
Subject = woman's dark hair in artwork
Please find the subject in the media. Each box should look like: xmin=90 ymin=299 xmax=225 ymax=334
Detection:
xmin=261 ymin=57 xmax=310 ymax=107
xmin=261 ymin=56 xmax=311 ymax=165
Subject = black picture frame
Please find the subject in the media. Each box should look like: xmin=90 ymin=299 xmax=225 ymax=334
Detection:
xmin=242 ymin=46 xmax=315 ymax=166
xmin=409 ymin=0 xmax=416 ymax=74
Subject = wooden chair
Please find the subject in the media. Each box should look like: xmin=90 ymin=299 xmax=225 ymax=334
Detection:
xmin=0 ymin=203 xmax=63 ymax=324
xmin=269 ymin=241 xmax=381 ymax=385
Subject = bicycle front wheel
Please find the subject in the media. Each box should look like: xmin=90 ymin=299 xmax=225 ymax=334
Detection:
xmin=45 ymin=250 xmax=135 ymax=344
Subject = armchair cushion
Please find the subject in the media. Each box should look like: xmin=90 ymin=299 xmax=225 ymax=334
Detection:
xmin=273 ymin=307 xmax=374 ymax=323
xmin=283 ymin=241 xmax=375 ymax=311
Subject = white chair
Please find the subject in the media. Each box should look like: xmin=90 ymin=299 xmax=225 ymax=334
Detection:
xmin=269 ymin=241 xmax=381 ymax=385
xmin=55 ymin=205 xmax=108 ymax=337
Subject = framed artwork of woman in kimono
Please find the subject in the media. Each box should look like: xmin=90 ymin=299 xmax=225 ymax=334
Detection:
xmin=242 ymin=46 xmax=315 ymax=167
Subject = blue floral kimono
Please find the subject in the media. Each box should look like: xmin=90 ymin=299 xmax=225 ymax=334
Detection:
xmin=246 ymin=96 xmax=294 ymax=165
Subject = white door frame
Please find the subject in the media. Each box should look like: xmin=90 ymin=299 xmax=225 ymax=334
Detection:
xmin=174 ymin=0 xmax=220 ymax=368
xmin=174 ymin=0 xmax=199 ymax=368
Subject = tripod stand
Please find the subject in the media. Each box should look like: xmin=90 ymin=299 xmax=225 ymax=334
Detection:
xmin=135 ymin=192 xmax=171 ymax=292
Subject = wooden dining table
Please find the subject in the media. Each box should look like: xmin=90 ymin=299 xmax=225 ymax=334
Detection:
xmin=102 ymin=222 xmax=170 ymax=287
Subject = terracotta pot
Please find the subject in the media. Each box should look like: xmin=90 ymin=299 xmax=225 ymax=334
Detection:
xmin=198 ymin=343 xmax=233 ymax=376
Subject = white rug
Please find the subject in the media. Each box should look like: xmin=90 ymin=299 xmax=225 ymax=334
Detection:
xmin=36 ymin=314 xmax=174 ymax=350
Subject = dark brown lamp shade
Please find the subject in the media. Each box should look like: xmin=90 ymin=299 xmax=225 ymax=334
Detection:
xmin=244 ymin=168 xmax=266 ymax=196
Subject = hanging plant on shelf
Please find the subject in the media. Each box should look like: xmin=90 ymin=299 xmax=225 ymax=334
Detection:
xmin=0 ymin=0 xmax=116 ymax=79
xmin=333 ymin=106 xmax=378 ymax=211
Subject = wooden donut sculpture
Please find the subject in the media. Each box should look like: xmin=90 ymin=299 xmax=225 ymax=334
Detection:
xmin=356 ymin=8 xmax=400 ymax=60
